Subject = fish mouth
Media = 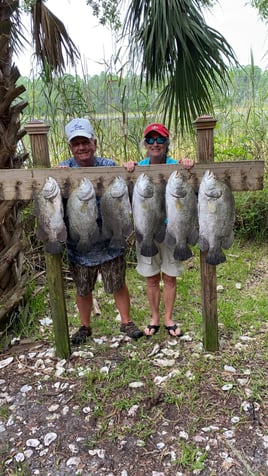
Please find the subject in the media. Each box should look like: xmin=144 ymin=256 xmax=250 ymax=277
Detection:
xmin=170 ymin=191 xmax=187 ymax=198
xmin=204 ymin=170 xmax=222 ymax=198
xmin=136 ymin=174 xmax=154 ymax=198
xmin=110 ymin=177 xmax=127 ymax=198
xmin=43 ymin=177 xmax=60 ymax=200
xmin=168 ymin=171 xmax=187 ymax=198
xmin=76 ymin=178 xmax=95 ymax=201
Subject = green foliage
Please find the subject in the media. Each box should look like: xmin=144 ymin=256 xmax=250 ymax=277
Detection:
xmin=234 ymin=181 xmax=268 ymax=241
xmin=123 ymin=0 xmax=237 ymax=132
xmin=10 ymin=282 xmax=48 ymax=339
xmin=176 ymin=442 xmax=207 ymax=471
xmin=86 ymin=0 xmax=122 ymax=30
xmin=251 ymin=0 xmax=268 ymax=20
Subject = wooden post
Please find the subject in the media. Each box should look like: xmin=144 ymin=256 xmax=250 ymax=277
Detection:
xmin=193 ymin=115 xmax=218 ymax=351
xmin=25 ymin=121 xmax=71 ymax=359
xmin=45 ymin=253 xmax=71 ymax=359
xmin=24 ymin=120 xmax=51 ymax=167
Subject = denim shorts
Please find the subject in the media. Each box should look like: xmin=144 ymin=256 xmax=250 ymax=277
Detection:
xmin=69 ymin=254 xmax=126 ymax=296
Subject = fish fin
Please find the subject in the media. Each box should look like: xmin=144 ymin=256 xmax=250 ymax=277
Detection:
xmin=198 ymin=235 xmax=209 ymax=251
xmin=76 ymin=230 xmax=100 ymax=253
xmin=45 ymin=241 xmax=62 ymax=254
xmin=76 ymin=240 xmax=92 ymax=253
xmin=165 ymin=231 xmax=176 ymax=247
xmin=57 ymin=227 xmax=67 ymax=242
xmin=135 ymin=230 xmax=143 ymax=243
xmin=122 ymin=223 xmax=134 ymax=237
xmin=69 ymin=229 xmax=80 ymax=242
xmin=76 ymin=242 xmax=93 ymax=253
xmin=36 ymin=225 xmax=48 ymax=242
xmin=188 ymin=229 xmax=199 ymax=246
xmin=222 ymin=232 xmax=234 ymax=250
xmin=109 ymin=236 xmax=126 ymax=250
xmin=155 ymin=225 xmax=166 ymax=243
xmin=141 ymin=241 xmax=158 ymax=257
xmin=174 ymin=245 xmax=193 ymax=261
xmin=206 ymin=248 xmax=226 ymax=266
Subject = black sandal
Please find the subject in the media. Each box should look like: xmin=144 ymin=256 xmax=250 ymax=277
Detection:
xmin=145 ymin=324 xmax=160 ymax=338
xmin=164 ymin=324 xmax=183 ymax=337
xmin=71 ymin=325 xmax=92 ymax=345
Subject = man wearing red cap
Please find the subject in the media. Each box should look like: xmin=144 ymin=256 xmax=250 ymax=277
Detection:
xmin=124 ymin=123 xmax=193 ymax=338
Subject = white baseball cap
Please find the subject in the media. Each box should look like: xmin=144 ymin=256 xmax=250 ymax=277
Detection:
xmin=65 ymin=118 xmax=94 ymax=142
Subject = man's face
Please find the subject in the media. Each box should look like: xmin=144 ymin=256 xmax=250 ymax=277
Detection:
xmin=69 ymin=136 xmax=97 ymax=166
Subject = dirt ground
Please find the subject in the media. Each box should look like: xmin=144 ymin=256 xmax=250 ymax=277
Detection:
xmin=1 ymin=326 xmax=268 ymax=475
xmin=0 ymin=256 xmax=268 ymax=476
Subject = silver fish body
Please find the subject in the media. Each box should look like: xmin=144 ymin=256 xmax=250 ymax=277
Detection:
xmin=101 ymin=176 xmax=133 ymax=249
xmin=198 ymin=170 xmax=235 ymax=265
xmin=66 ymin=177 xmax=99 ymax=252
xmin=165 ymin=171 xmax=198 ymax=261
xmin=132 ymin=173 xmax=166 ymax=257
xmin=34 ymin=176 xmax=67 ymax=254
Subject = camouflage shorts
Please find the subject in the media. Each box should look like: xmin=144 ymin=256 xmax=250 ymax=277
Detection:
xmin=69 ymin=255 xmax=126 ymax=296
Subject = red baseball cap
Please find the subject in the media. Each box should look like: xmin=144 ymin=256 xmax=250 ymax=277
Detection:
xmin=144 ymin=123 xmax=169 ymax=138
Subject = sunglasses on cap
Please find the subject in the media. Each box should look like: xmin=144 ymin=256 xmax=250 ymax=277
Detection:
xmin=144 ymin=137 xmax=168 ymax=145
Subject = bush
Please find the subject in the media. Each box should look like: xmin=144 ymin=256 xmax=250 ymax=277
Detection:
xmin=234 ymin=178 xmax=268 ymax=241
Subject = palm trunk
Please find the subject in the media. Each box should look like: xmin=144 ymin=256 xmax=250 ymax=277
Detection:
xmin=0 ymin=0 xmax=29 ymax=327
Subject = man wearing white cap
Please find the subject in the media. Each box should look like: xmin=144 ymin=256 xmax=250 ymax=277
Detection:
xmin=58 ymin=118 xmax=143 ymax=344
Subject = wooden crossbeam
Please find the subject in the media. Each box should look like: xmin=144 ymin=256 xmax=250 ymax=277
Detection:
xmin=0 ymin=160 xmax=264 ymax=200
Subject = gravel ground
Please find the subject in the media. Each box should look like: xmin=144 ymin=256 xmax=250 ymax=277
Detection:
xmin=0 ymin=326 xmax=267 ymax=476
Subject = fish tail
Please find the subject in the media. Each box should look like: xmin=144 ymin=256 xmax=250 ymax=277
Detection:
xmin=198 ymin=236 xmax=209 ymax=251
xmin=57 ymin=227 xmax=67 ymax=242
xmin=141 ymin=241 xmax=158 ymax=257
xmin=109 ymin=236 xmax=126 ymax=250
xmin=206 ymin=248 xmax=226 ymax=266
xmin=155 ymin=225 xmax=166 ymax=243
xmin=45 ymin=241 xmax=62 ymax=255
xmin=36 ymin=225 xmax=48 ymax=242
xmin=174 ymin=245 xmax=192 ymax=261
xmin=165 ymin=231 xmax=176 ymax=247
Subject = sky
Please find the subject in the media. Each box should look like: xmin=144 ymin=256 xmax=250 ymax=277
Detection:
xmin=15 ymin=0 xmax=268 ymax=76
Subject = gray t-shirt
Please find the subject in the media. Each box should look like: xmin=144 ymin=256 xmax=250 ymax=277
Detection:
xmin=59 ymin=156 xmax=125 ymax=266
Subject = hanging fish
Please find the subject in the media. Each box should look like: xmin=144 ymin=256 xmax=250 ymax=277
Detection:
xmin=66 ymin=177 xmax=100 ymax=252
xmin=101 ymin=176 xmax=133 ymax=250
xmin=165 ymin=171 xmax=198 ymax=261
xmin=132 ymin=173 xmax=166 ymax=257
xmin=34 ymin=176 xmax=67 ymax=254
xmin=198 ymin=170 xmax=235 ymax=265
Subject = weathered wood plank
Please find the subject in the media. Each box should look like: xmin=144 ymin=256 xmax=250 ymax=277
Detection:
xmin=45 ymin=252 xmax=71 ymax=359
xmin=0 ymin=160 xmax=264 ymax=200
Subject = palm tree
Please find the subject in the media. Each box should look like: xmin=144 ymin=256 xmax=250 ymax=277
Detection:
xmin=123 ymin=0 xmax=238 ymax=132
xmin=0 ymin=0 xmax=79 ymax=327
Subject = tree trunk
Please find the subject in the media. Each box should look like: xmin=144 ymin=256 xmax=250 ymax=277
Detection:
xmin=0 ymin=1 xmax=29 ymax=328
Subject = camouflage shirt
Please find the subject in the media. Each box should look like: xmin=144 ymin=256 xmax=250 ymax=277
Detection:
xmin=58 ymin=156 xmax=125 ymax=266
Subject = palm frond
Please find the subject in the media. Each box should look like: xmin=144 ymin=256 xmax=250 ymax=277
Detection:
xmin=31 ymin=0 xmax=80 ymax=75
xmin=123 ymin=0 xmax=238 ymax=132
